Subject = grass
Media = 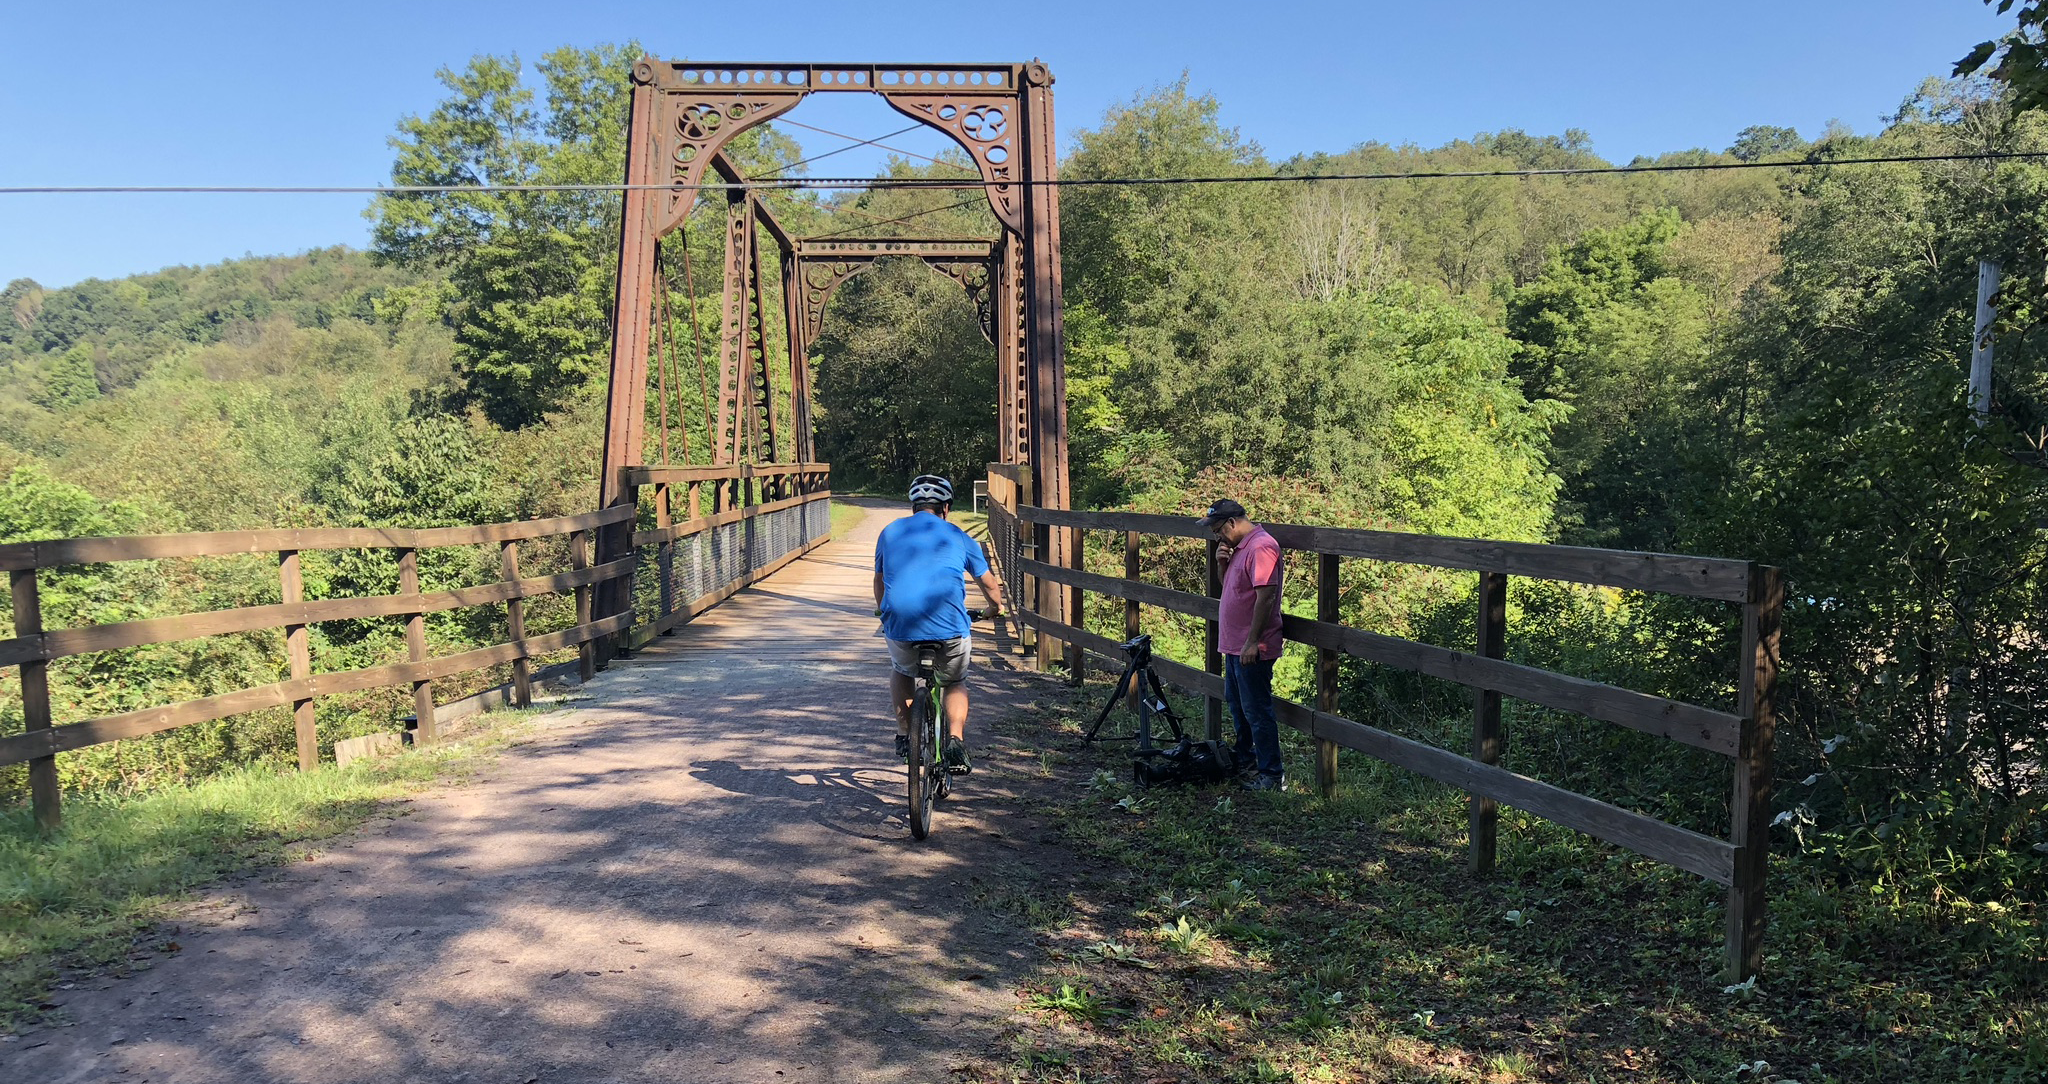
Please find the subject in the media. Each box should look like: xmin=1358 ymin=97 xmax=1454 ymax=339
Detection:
xmin=981 ymin=678 xmax=2046 ymax=1084
xmin=952 ymin=508 xmax=990 ymax=541
xmin=829 ymin=499 xmax=868 ymax=540
xmin=0 ymin=708 xmax=546 ymax=1030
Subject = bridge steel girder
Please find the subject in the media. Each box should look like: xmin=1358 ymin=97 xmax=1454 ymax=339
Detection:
xmin=597 ymin=59 xmax=1073 ymax=663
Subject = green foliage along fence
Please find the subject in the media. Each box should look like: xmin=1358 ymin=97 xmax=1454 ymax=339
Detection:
xmin=986 ymin=468 xmax=1784 ymax=982
xmin=0 ymin=462 xmax=833 ymax=832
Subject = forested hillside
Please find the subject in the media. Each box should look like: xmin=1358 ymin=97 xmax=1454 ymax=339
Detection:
xmin=1 ymin=49 xmax=2042 ymax=1061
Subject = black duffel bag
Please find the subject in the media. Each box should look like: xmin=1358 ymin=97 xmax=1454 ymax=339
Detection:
xmin=1132 ymin=738 xmax=1237 ymax=788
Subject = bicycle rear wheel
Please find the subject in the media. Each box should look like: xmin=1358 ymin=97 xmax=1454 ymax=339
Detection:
xmin=908 ymin=674 xmax=935 ymax=839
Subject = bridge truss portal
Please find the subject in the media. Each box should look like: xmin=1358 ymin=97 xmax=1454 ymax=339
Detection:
xmin=594 ymin=60 xmax=1075 ymax=661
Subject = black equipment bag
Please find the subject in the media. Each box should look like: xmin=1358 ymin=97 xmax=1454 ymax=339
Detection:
xmin=1132 ymin=738 xmax=1237 ymax=788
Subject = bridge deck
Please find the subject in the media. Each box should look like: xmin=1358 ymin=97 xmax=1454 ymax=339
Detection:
xmin=12 ymin=500 xmax=1061 ymax=1083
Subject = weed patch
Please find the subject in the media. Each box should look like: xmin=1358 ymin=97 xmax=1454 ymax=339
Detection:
xmin=981 ymin=678 xmax=2045 ymax=1083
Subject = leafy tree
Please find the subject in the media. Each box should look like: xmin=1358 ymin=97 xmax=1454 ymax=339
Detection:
xmin=2 ymin=278 xmax=42 ymax=331
xmin=368 ymin=44 xmax=816 ymax=431
xmin=812 ymin=256 xmax=995 ymax=490
xmin=447 ymin=230 xmax=611 ymax=428
xmin=1505 ymin=210 xmax=1776 ymax=548
xmin=370 ymin=45 xmax=641 ymax=428
xmin=0 ymin=464 xmax=145 ymax=634
xmin=317 ymin=413 xmax=505 ymax=530
xmin=1676 ymin=82 xmax=2048 ymax=872
xmin=310 ymin=413 xmax=512 ymax=644
xmin=1061 ymin=78 xmax=1271 ymax=329
xmin=1726 ymin=124 xmax=1810 ymax=162
xmin=1956 ymin=0 xmax=2048 ymax=113
xmin=31 ymin=343 xmax=101 ymax=410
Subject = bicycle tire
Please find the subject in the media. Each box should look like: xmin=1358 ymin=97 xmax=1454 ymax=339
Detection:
xmin=932 ymin=680 xmax=952 ymax=801
xmin=908 ymin=672 xmax=935 ymax=839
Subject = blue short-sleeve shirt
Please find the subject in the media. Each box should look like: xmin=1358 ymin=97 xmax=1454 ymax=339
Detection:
xmin=875 ymin=512 xmax=989 ymax=642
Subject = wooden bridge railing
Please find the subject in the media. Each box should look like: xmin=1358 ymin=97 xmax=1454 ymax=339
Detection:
xmin=620 ymin=462 xmax=833 ymax=645
xmin=983 ymin=470 xmax=1784 ymax=981
xmin=0 ymin=461 xmax=833 ymax=832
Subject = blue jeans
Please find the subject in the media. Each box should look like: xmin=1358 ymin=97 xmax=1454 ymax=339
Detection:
xmin=1225 ymin=654 xmax=1281 ymax=778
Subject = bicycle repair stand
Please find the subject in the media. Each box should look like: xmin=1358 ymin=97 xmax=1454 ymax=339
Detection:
xmin=1083 ymin=634 xmax=1187 ymax=753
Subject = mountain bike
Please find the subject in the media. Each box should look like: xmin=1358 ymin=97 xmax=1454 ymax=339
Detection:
xmin=906 ymin=608 xmax=989 ymax=840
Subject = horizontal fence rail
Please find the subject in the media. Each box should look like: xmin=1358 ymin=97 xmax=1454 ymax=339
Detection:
xmin=986 ymin=472 xmax=1782 ymax=981
xmin=2 ymin=462 xmax=835 ymax=832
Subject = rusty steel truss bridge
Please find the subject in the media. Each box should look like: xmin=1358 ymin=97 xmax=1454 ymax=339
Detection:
xmin=593 ymin=60 xmax=1078 ymax=647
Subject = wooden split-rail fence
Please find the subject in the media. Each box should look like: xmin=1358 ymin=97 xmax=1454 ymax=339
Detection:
xmin=984 ymin=463 xmax=1784 ymax=982
xmin=0 ymin=462 xmax=831 ymax=833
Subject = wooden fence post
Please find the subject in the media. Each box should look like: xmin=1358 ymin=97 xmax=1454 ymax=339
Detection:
xmin=10 ymin=569 xmax=60 ymax=830
xmin=1315 ymin=553 xmax=1341 ymax=801
xmin=613 ymin=477 xmax=640 ymax=662
xmin=397 ymin=548 xmax=437 ymax=745
xmin=1470 ymin=570 xmax=1508 ymax=873
xmin=279 ymin=551 xmax=316 ymax=771
xmin=656 ymin=480 xmax=675 ymax=632
xmin=1125 ymin=530 xmax=1141 ymax=714
xmin=501 ymin=541 xmax=531 ymax=708
xmin=1204 ymin=537 xmax=1223 ymax=742
xmin=1017 ymin=464 xmax=1049 ymax=673
xmin=572 ymin=530 xmax=596 ymax=682
xmin=1014 ymin=471 xmax=1037 ymax=661
xmin=1727 ymin=565 xmax=1784 ymax=981
xmin=1068 ymin=526 xmax=1085 ymax=685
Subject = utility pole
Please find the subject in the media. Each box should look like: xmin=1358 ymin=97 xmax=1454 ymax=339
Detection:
xmin=1971 ymin=259 xmax=2000 ymax=427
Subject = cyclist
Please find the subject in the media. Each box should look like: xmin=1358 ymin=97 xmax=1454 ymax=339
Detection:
xmin=874 ymin=475 xmax=1005 ymax=774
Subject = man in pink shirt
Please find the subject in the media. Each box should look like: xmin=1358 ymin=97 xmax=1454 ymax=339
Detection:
xmin=1200 ymin=498 xmax=1286 ymax=791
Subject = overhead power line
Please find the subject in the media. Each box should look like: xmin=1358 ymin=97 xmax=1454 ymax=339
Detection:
xmin=5 ymin=150 xmax=2047 ymax=196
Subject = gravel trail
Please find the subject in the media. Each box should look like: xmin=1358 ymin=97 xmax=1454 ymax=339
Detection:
xmin=6 ymin=500 xmax=1070 ymax=1084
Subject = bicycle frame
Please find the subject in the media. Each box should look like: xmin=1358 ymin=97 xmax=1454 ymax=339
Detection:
xmin=907 ymin=644 xmax=950 ymax=839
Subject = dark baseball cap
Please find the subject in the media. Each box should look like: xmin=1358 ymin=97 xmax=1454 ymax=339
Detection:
xmin=1195 ymin=498 xmax=1247 ymax=527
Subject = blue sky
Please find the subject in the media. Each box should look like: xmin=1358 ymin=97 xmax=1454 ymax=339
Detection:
xmin=0 ymin=0 xmax=2013 ymax=289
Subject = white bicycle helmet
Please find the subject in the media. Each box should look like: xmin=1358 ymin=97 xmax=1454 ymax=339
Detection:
xmin=907 ymin=474 xmax=954 ymax=504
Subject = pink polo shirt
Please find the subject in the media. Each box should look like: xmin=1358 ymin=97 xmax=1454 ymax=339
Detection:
xmin=1218 ymin=524 xmax=1283 ymax=659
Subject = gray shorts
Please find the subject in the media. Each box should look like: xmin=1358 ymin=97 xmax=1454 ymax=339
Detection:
xmin=888 ymin=635 xmax=971 ymax=684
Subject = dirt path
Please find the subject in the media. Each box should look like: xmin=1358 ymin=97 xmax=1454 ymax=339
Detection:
xmin=7 ymin=500 xmax=1075 ymax=1084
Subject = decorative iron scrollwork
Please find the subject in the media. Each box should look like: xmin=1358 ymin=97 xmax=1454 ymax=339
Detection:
xmin=795 ymin=259 xmax=874 ymax=349
xmin=880 ymin=93 xmax=1023 ymax=235
xmin=927 ymin=259 xmax=997 ymax=345
xmin=654 ymin=93 xmax=805 ymax=234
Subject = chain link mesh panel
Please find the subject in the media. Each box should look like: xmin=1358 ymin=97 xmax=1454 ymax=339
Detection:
xmin=650 ymin=497 xmax=832 ymax=626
